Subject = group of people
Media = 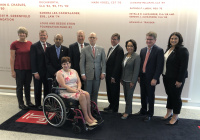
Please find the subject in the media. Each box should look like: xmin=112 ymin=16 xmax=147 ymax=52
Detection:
xmin=10 ymin=27 xmax=189 ymax=126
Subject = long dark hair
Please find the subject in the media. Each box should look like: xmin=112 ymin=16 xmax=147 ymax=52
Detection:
xmin=167 ymin=32 xmax=183 ymax=50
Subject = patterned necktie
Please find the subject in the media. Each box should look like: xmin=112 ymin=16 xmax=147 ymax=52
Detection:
xmin=43 ymin=43 xmax=46 ymax=51
xmin=92 ymin=46 xmax=95 ymax=57
xmin=142 ymin=47 xmax=151 ymax=73
xmin=81 ymin=44 xmax=83 ymax=48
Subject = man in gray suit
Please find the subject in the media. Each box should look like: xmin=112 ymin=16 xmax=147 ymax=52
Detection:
xmin=80 ymin=32 xmax=106 ymax=104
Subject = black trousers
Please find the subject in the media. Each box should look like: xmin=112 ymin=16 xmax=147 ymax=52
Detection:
xmin=106 ymin=76 xmax=120 ymax=112
xmin=140 ymin=74 xmax=155 ymax=117
xmin=15 ymin=69 xmax=32 ymax=106
xmin=163 ymin=75 xmax=185 ymax=114
xmin=33 ymin=75 xmax=49 ymax=106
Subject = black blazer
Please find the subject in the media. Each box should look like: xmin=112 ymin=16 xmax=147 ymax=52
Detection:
xmin=45 ymin=44 xmax=69 ymax=78
xmin=69 ymin=42 xmax=89 ymax=76
xmin=30 ymin=41 xmax=51 ymax=77
xmin=139 ymin=45 xmax=164 ymax=84
xmin=106 ymin=44 xmax=124 ymax=81
xmin=164 ymin=45 xmax=189 ymax=82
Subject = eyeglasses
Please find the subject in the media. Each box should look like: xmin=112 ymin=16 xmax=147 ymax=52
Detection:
xmin=89 ymin=37 xmax=96 ymax=39
xmin=111 ymin=39 xmax=118 ymax=41
xmin=146 ymin=39 xmax=154 ymax=41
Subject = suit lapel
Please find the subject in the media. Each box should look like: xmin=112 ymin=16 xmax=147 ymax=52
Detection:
xmin=52 ymin=45 xmax=59 ymax=61
xmin=59 ymin=46 xmax=64 ymax=60
xmin=147 ymin=45 xmax=156 ymax=63
xmin=38 ymin=42 xmax=44 ymax=53
xmin=87 ymin=46 xmax=94 ymax=58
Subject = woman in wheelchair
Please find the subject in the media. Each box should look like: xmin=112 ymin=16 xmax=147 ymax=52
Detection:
xmin=56 ymin=56 xmax=98 ymax=126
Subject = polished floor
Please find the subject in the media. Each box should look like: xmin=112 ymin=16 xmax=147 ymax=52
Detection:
xmin=0 ymin=92 xmax=200 ymax=140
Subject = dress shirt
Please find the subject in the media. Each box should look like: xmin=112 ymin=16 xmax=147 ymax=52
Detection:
xmin=78 ymin=42 xmax=85 ymax=53
xmin=55 ymin=45 xmax=61 ymax=59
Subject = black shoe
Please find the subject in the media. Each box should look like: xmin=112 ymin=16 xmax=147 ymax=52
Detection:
xmin=19 ymin=105 xmax=29 ymax=110
xmin=37 ymin=106 xmax=43 ymax=110
xmin=103 ymin=106 xmax=110 ymax=111
xmin=27 ymin=102 xmax=35 ymax=107
xmin=166 ymin=118 xmax=179 ymax=125
xmin=161 ymin=114 xmax=173 ymax=121
xmin=144 ymin=116 xmax=152 ymax=122
xmin=133 ymin=111 xmax=146 ymax=116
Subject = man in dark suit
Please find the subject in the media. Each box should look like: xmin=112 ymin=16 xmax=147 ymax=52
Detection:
xmin=104 ymin=33 xmax=124 ymax=113
xmin=30 ymin=30 xmax=51 ymax=109
xmin=135 ymin=31 xmax=164 ymax=121
xmin=45 ymin=34 xmax=69 ymax=80
xmin=69 ymin=30 xmax=89 ymax=89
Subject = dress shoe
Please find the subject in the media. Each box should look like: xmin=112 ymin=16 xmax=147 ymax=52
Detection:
xmin=166 ymin=118 xmax=179 ymax=125
xmin=27 ymin=102 xmax=35 ymax=107
xmin=133 ymin=111 xmax=146 ymax=116
xmin=107 ymin=109 xmax=118 ymax=113
xmin=161 ymin=114 xmax=173 ymax=121
xmin=86 ymin=121 xmax=97 ymax=126
xmin=103 ymin=106 xmax=110 ymax=111
xmin=37 ymin=106 xmax=43 ymax=110
xmin=19 ymin=105 xmax=29 ymax=110
xmin=144 ymin=116 xmax=152 ymax=122
xmin=93 ymin=119 xmax=98 ymax=123
xmin=121 ymin=114 xmax=129 ymax=120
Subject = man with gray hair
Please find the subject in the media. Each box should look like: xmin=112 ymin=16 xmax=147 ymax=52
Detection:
xmin=80 ymin=32 xmax=106 ymax=104
xmin=69 ymin=30 xmax=89 ymax=89
xmin=134 ymin=31 xmax=164 ymax=122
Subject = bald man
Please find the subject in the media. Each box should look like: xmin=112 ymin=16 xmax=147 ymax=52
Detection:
xmin=45 ymin=34 xmax=69 ymax=79
xmin=80 ymin=32 xmax=106 ymax=104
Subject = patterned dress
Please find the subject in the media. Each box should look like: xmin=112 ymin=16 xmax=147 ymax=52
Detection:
xmin=57 ymin=69 xmax=83 ymax=100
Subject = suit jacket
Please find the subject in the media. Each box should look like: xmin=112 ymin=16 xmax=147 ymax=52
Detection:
xmin=121 ymin=52 xmax=141 ymax=84
xmin=80 ymin=45 xmax=106 ymax=80
xmin=69 ymin=42 xmax=89 ymax=77
xmin=139 ymin=45 xmax=164 ymax=84
xmin=106 ymin=44 xmax=124 ymax=81
xmin=30 ymin=41 xmax=51 ymax=77
xmin=45 ymin=44 xmax=69 ymax=78
xmin=164 ymin=45 xmax=189 ymax=82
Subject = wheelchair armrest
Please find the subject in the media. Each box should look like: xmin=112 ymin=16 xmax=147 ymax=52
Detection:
xmin=52 ymin=87 xmax=66 ymax=90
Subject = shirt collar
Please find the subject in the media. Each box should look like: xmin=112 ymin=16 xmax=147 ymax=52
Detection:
xmin=55 ymin=45 xmax=61 ymax=49
xmin=112 ymin=44 xmax=118 ymax=49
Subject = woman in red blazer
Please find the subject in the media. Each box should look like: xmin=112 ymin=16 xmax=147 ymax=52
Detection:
xmin=162 ymin=32 xmax=189 ymax=125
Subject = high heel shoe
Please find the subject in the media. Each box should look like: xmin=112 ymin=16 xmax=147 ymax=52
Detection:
xmin=165 ymin=118 xmax=179 ymax=125
xmin=93 ymin=119 xmax=98 ymax=123
xmin=161 ymin=114 xmax=173 ymax=121
xmin=121 ymin=114 xmax=129 ymax=120
xmin=86 ymin=121 xmax=97 ymax=126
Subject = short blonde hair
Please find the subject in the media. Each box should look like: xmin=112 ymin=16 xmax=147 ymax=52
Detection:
xmin=17 ymin=26 xmax=28 ymax=37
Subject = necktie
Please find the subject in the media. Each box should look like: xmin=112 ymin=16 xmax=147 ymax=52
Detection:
xmin=142 ymin=47 xmax=151 ymax=73
xmin=108 ymin=47 xmax=113 ymax=58
xmin=43 ymin=43 xmax=46 ymax=51
xmin=81 ymin=44 xmax=83 ymax=48
xmin=92 ymin=46 xmax=95 ymax=57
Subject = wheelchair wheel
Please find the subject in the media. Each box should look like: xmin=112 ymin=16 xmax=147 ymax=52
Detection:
xmin=72 ymin=125 xmax=82 ymax=133
xmin=43 ymin=93 xmax=66 ymax=127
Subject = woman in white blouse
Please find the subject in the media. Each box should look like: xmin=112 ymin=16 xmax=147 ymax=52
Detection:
xmin=162 ymin=32 xmax=189 ymax=125
xmin=120 ymin=39 xmax=141 ymax=119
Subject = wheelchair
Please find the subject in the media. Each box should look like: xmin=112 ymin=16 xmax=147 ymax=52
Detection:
xmin=42 ymin=79 xmax=104 ymax=133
